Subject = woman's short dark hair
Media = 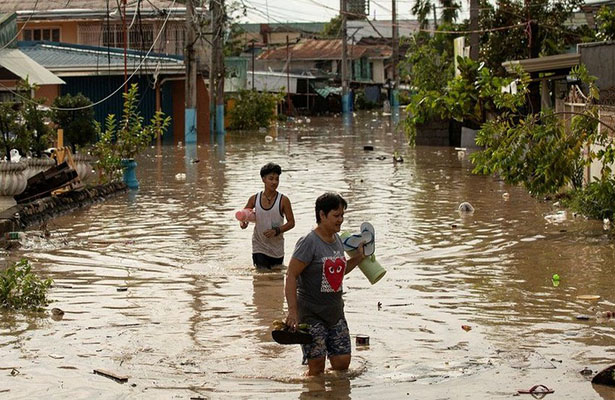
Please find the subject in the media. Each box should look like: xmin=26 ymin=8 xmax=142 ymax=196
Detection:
xmin=315 ymin=192 xmax=347 ymax=223
xmin=260 ymin=162 xmax=282 ymax=177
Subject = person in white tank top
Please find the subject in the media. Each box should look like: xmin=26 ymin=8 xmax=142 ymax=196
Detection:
xmin=239 ymin=163 xmax=295 ymax=269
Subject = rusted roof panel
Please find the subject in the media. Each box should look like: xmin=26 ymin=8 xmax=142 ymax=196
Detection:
xmin=259 ymin=39 xmax=391 ymax=61
xmin=0 ymin=0 xmax=175 ymax=12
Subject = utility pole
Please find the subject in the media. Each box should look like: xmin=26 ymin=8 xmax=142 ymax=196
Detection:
xmin=286 ymin=35 xmax=291 ymax=115
xmin=122 ymin=0 xmax=127 ymax=92
xmin=432 ymin=4 xmax=437 ymax=30
xmin=185 ymin=0 xmax=197 ymax=143
xmin=341 ymin=0 xmax=350 ymax=113
xmin=391 ymin=0 xmax=399 ymax=110
xmin=251 ymin=40 xmax=255 ymax=90
xmin=469 ymin=0 xmax=479 ymax=60
xmin=210 ymin=0 xmax=225 ymax=135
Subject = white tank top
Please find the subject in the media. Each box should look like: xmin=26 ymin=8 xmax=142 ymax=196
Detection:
xmin=252 ymin=191 xmax=285 ymax=258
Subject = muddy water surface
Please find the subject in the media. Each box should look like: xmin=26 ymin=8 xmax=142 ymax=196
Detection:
xmin=1 ymin=112 xmax=615 ymax=399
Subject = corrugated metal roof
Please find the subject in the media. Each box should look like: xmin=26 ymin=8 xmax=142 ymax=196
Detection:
xmin=258 ymin=39 xmax=391 ymax=61
xmin=0 ymin=0 xmax=175 ymax=12
xmin=0 ymin=12 xmax=17 ymax=48
xmin=18 ymin=41 xmax=184 ymax=76
xmin=502 ymin=53 xmax=580 ymax=73
xmin=239 ymin=22 xmax=325 ymax=34
xmin=0 ymin=48 xmax=65 ymax=84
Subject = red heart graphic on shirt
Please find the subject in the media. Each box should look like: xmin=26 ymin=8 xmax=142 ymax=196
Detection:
xmin=323 ymin=258 xmax=346 ymax=292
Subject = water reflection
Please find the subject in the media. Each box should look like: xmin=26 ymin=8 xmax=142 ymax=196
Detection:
xmin=299 ymin=375 xmax=351 ymax=400
xmin=252 ymin=270 xmax=285 ymax=342
xmin=1 ymin=111 xmax=614 ymax=399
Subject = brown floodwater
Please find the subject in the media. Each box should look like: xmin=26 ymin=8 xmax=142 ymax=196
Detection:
xmin=1 ymin=112 xmax=615 ymax=399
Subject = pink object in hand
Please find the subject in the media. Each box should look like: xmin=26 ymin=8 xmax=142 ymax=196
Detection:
xmin=235 ymin=208 xmax=256 ymax=223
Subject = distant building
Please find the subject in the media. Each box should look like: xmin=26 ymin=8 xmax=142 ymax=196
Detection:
xmin=258 ymin=38 xmax=392 ymax=85
xmin=0 ymin=0 xmax=198 ymax=57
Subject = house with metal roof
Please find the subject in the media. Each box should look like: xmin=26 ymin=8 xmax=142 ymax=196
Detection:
xmin=0 ymin=13 xmax=65 ymax=102
xmin=258 ymin=38 xmax=392 ymax=85
xmin=16 ymin=40 xmax=209 ymax=144
xmin=0 ymin=0 xmax=197 ymax=57
xmin=236 ymin=22 xmax=326 ymax=48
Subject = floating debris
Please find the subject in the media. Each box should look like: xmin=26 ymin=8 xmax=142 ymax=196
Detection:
xmin=458 ymin=202 xmax=475 ymax=213
xmin=93 ymin=368 xmax=129 ymax=383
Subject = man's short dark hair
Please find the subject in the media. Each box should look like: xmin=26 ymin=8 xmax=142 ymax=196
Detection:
xmin=260 ymin=162 xmax=282 ymax=177
xmin=315 ymin=192 xmax=347 ymax=223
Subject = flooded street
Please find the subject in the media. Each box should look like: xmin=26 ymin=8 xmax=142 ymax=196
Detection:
xmin=1 ymin=112 xmax=615 ymax=399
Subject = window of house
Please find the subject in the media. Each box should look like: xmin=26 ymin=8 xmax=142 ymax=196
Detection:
xmin=23 ymin=28 xmax=60 ymax=42
xmin=102 ymin=23 xmax=154 ymax=50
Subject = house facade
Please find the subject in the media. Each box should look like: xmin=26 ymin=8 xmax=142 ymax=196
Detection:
xmin=257 ymin=38 xmax=392 ymax=85
xmin=0 ymin=0 xmax=193 ymax=57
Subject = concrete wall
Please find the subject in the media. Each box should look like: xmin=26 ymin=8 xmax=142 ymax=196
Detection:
xmin=579 ymin=41 xmax=615 ymax=90
xmin=18 ymin=21 xmax=78 ymax=43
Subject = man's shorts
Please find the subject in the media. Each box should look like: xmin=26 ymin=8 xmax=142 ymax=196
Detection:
xmin=252 ymin=253 xmax=283 ymax=269
xmin=301 ymin=318 xmax=351 ymax=364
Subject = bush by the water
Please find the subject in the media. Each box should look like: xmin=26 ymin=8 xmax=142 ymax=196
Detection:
xmin=563 ymin=178 xmax=615 ymax=220
xmin=228 ymin=90 xmax=283 ymax=130
xmin=0 ymin=259 xmax=53 ymax=311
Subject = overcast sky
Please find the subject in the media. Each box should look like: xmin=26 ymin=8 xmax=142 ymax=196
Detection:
xmin=238 ymin=0 xmax=472 ymax=23
xmin=238 ymin=0 xmax=603 ymax=24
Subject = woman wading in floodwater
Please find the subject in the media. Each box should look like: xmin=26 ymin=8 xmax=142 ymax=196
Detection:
xmin=284 ymin=192 xmax=366 ymax=375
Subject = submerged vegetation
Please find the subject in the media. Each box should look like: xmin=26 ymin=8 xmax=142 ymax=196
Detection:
xmin=91 ymin=84 xmax=170 ymax=182
xmin=0 ymin=259 xmax=53 ymax=312
xmin=228 ymin=89 xmax=283 ymax=130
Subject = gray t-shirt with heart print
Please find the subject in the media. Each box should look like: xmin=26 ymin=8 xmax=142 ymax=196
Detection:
xmin=292 ymin=230 xmax=347 ymax=328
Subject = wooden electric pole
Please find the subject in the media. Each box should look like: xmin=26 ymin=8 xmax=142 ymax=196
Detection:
xmin=469 ymin=0 xmax=479 ymax=60
xmin=391 ymin=0 xmax=399 ymax=109
xmin=185 ymin=0 xmax=197 ymax=143
xmin=341 ymin=0 xmax=350 ymax=113
xmin=122 ymin=0 xmax=127 ymax=92
xmin=210 ymin=0 xmax=225 ymax=135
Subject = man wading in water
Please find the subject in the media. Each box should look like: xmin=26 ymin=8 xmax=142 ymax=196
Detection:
xmin=240 ymin=162 xmax=295 ymax=269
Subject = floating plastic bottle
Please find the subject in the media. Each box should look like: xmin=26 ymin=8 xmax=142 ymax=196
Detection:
xmin=4 ymin=232 xmax=24 ymax=240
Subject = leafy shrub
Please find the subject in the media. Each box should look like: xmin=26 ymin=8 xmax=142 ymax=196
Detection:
xmin=228 ymin=90 xmax=283 ymax=130
xmin=51 ymin=93 xmax=98 ymax=152
xmin=91 ymin=84 xmax=170 ymax=182
xmin=0 ymin=259 xmax=53 ymax=311
xmin=563 ymin=178 xmax=615 ymax=220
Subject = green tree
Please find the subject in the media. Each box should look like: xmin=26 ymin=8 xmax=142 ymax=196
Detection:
xmin=0 ymin=102 xmax=29 ymax=161
xmin=404 ymin=56 xmax=527 ymax=143
xmin=412 ymin=0 xmax=433 ymax=29
xmin=478 ymin=0 xmax=583 ymax=75
xmin=400 ymin=24 xmax=456 ymax=93
xmin=51 ymin=93 xmax=97 ymax=153
xmin=17 ymin=80 xmax=55 ymax=158
xmin=470 ymin=65 xmax=603 ymax=197
xmin=596 ymin=5 xmax=615 ymax=40
xmin=322 ymin=16 xmax=342 ymax=37
xmin=228 ymin=89 xmax=283 ymax=130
